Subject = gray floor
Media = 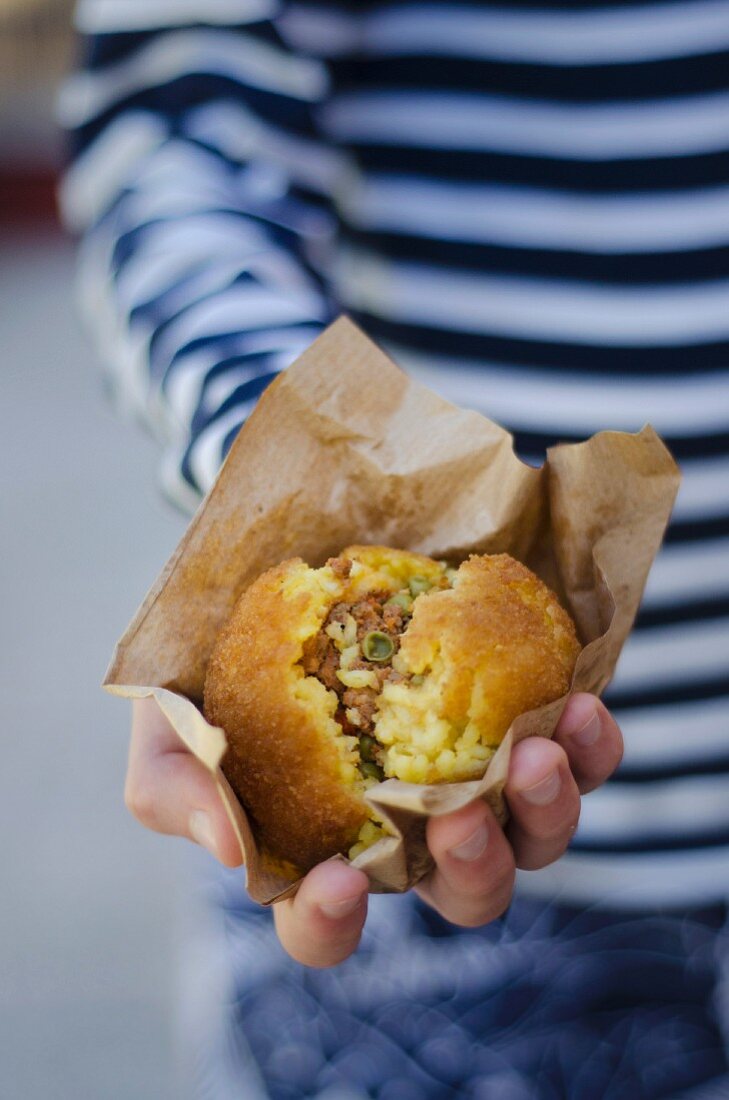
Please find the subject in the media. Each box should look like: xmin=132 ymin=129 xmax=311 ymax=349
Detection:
xmin=1 ymin=231 xmax=197 ymax=1098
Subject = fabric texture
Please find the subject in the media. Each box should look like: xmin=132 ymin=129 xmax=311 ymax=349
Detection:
xmin=183 ymin=870 xmax=729 ymax=1100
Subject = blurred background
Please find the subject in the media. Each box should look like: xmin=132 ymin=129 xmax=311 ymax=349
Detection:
xmin=1 ymin=2 xmax=199 ymax=1095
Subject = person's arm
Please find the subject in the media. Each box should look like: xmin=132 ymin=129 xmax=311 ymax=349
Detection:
xmin=60 ymin=0 xmax=333 ymax=510
xmin=67 ymin=5 xmax=624 ymax=966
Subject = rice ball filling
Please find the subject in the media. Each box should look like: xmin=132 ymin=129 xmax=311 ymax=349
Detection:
xmin=300 ymin=556 xmax=447 ymax=785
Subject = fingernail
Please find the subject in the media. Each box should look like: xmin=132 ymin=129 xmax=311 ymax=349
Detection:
xmin=572 ymin=712 xmax=601 ymax=748
xmin=319 ymin=894 xmax=364 ymax=920
xmin=189 ymin=810 xmax=218 ymax=858
xmin=449 ymin=823 xmax=489 ymax=862
xmin=520 ymin=769 xmax=561 ymax=806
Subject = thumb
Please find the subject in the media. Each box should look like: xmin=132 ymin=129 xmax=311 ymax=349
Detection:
xmin=125 ymin=698 xmax=243 ymax=867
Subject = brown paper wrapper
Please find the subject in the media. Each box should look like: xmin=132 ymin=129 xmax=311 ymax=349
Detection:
xmin=105 ymin=317 xmax=680 ymax=904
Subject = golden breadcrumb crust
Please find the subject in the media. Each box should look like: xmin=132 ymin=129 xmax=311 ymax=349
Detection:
xmin=375 ymin=554 xmax=581 ymax=782
xmin=203 ymin=549 xmax=581 ymax=871
xmin=203 ymin=559 xmax=369 ymax=873
xmin=406 ymin=553 xmax=580 ymax=736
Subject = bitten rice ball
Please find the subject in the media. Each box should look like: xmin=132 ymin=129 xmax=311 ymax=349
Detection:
xmin=203 ymin=547 xmax=580 ymax=873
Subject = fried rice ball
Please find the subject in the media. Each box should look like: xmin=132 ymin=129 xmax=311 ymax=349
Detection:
xmin=203 ymin=547 xmax=580 ymax=873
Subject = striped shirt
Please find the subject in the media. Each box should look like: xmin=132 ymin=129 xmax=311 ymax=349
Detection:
xmin=61 ymin=0 xmax=729 ymax=908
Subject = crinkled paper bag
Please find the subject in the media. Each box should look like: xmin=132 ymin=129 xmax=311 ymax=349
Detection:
xmin=105 ymin=317 xmax=680 ymax=904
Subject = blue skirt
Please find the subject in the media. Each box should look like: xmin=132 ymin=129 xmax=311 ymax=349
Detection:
xmin=190 ymin=870 xmax=729 ymax=1100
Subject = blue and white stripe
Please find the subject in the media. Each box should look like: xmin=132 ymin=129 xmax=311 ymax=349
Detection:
xmin=63 ymin=0 xmax=729 ymax=911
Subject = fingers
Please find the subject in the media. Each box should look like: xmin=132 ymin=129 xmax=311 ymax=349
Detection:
xmin=274 ymin=860 xmax=369 ymax=967
xmin=415 ymin=801 xmax=515 ymax=927
xmin=504 ymin=695 xmax=623 ymax=869
xmin=125 ymin=698 xmax=243 ymax=867
xmin=505 ymin=738 xmax=581 ymax=870
xmin=554 ymin=693 xmax=624 ymax=794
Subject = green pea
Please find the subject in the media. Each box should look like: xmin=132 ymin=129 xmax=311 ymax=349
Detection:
xmin=386 ymin=591 xmax=413 ymax=613
xmin=359 ymin=734 xmax=378 ymax=763
xmin=362 ymin=631 xmax=395 ymax=662
xmin=360 ymin=762 xmax=384 ymax=782
xmin=408 ymin=575 xmax=431 ymax=597
xmin=410 ymin=675 xmax=425 ymax=686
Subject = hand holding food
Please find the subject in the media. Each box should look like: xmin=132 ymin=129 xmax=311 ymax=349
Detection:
xmin=123 ymin=537 xmax=622 ymax=971
xmin=125 ymin=692 xmax=624 ymax=967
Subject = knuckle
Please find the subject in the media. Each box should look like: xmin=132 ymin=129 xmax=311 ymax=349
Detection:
xmin=456 ymin=843 xmax=515 ymax=900
xmin=276 ymin=922 xmax=363 ymax=969
xmin=535 ymin=820 xmax=579 ymax=867
xmin=124 ymin=773 xmax=159 ymax=830
xmin=450 ymin=878 xmax=515 ymax=929
xmin=599 ymin=706 xmax=625 ymax=763
xmin=490 ymin=881 xmax=515 ymax=922
xmin=456 ymin=870 xmax=495 ymax=900
xmin=536 ymin=806 xmax=581 ymax=843
xmin=581 ymin=735 xmax=623 ymax=792
xmin=488 ymin=867 xmax=516 ymax=916
xmin=305 ymin=935 xmax=363 ymax=969
xmin=609 ymin=735 xmax=625 ymax=774
xmin=459 ymin=855 xmax=515 ymax=916
xmin=491 ymin=849 xmax=516 ymax=895
xmin=515 ymin=778 xmax=580 ymax=837
xmin=517 ymin=840 xmax=567 ymax=871
xmin=511 ymin=803 xmax=580 ymax=869
xmin=497 ymin=857 xmax=516 ymax=898
xmin=427 ymin=805 xmax=490 ymax=861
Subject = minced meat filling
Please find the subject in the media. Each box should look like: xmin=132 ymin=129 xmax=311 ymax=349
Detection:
xmin=301 ymin=587 xmax=412 ymax=779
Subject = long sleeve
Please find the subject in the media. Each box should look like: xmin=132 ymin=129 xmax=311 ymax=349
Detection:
xmin=60 ymin=0 xmax=336 ymax=511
